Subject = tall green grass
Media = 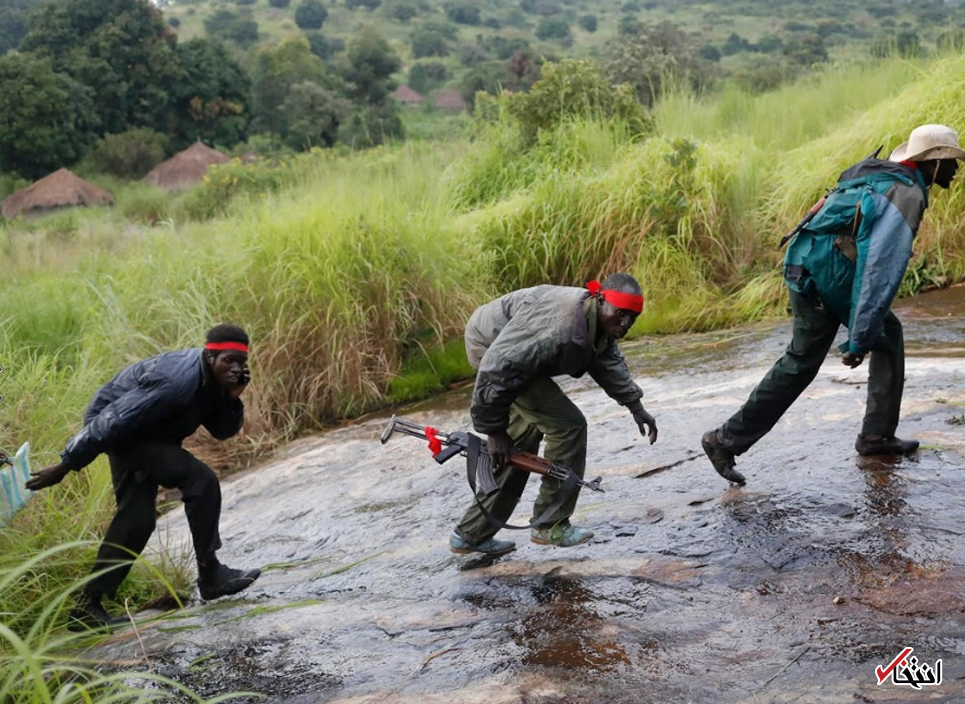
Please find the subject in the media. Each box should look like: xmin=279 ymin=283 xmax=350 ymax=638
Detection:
xmin=655 ymin=57 xmax=926 ymax=151
xmin=5 ymin=53 xmax=965 ymax=651
xmin=0 ymin=545 xmax=239 ymax=704
xmin=451 ymin=53 xmax=965 ymax=332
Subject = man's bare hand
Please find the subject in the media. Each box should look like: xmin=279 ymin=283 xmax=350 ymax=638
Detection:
xmin=841 ymin=352 xmax=864 ymax=369
xmin=226 ymin=367 xmax=251 ymax=400
xmin=26 ymin=462 xmax=71 ymax=491
xmin=487 ymin=430 xmax=512 ymax=470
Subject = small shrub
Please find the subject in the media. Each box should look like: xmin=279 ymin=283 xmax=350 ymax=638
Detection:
xmin=119 ymin=185 xmax=172 ymax=225
xmin=504 ymin=59 xmax=652 ymax=145
xmin=384 ymin=0 xmax=418 ymax=21
xmin=179 ymin=158 xmax=296 ymax=221
xmin=87 ymin=129 xmax=168 ymax=180
xmin=295 ymin=0 xmax=328 ymax=29
xmin=618 ymin=14 xmax=643 ymax=36
xmin=408 ymin=61 xmax=448 ymax=94
xmin=204 ymin=9 xmax=260 ymax=45
xmin=578 ymin=13 xmax=596 ymax=32
xmin=305 ymin=31 xmax=331 ymax=59
xmin=410 ymin=25 xmax=452 ymax=58
xmin=445 ymin=1 xmax=479 ymax=25
xmin=0 ymin=173 xmax=29 ymax=200
xmin=520 ymin=0 xmax=560 ymax=16
xmin=269 ymin=0 xmax=291 ymax=6
xmin=29 ymin=209 xmax=82 ymax=242
xmin=459 ymin=43 xmax=489 ymax=66
xmin=535 ymin=16 xmax=570 ymax=41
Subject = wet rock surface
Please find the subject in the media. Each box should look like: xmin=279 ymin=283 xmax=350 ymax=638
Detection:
xmin=95 ymin=287 xmax=965 ymax=703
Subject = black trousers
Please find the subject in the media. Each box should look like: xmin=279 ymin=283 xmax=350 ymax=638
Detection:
xmin=719 ymin=289 xmax=905 ymax=455
xmin=88 ymin=442 xmax=222 ymax=598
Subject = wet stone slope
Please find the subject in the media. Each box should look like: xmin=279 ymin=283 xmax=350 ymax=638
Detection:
xmin=95 ymin=287 xmax=965 ymax=703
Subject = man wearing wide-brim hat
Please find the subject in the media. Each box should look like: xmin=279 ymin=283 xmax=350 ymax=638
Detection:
xmin=701 ymin=123 xmax=963 ymax=486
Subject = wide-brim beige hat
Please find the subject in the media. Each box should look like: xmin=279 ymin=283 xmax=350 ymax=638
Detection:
xmin=889 ymin=123 xmax=965 ymax=162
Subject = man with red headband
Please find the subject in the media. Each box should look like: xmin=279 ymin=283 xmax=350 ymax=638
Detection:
xmin=449 ymin=272 xmax=658 ymax=555
xmin=27 ymin=324 xmax=261 ymax=630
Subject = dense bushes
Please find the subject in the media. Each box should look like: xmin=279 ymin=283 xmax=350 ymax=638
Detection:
xmin=86 ymin=129 xmax=168 ymax=179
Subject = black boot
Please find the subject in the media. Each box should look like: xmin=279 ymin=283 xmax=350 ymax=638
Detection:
xmin=67 ymin=591 xmax=130 ymax=632
xmin=855 ymin=434 xmax=919 ymax=456
xmin=197 ymin=557 xmax=261 ymax=601
xmin=701 ymin=429 xmax=746 ymax=486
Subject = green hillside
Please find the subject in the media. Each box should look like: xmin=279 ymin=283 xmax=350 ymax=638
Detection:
xmin=2 ymin=0 xmax=963 ymax=185
xmin=157 ymin=0 xmax=965 ymax=95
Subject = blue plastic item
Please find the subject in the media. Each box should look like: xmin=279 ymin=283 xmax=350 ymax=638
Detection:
xmin=1 ymin=443 xmax=33 ymax=526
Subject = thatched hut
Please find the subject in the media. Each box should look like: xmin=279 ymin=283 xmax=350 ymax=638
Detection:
xmin=0 ymin=168 xmax=114 ymax=219
xmin=433 ymin=90 xmax=467 ymax=111
xmin=143 ymin=141 xmax=230 ymax=191
xmin=391 ymin=85 xmax=423 ymax=105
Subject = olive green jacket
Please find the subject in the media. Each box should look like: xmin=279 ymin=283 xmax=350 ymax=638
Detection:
xmin=465 ymin=285 xmax=643 ymax=434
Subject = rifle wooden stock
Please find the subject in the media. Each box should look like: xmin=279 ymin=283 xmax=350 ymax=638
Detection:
xmin=508 ymin=451 xmax=552 ymax=476
xmin=778 ymin=196 xmax=826 ymax=249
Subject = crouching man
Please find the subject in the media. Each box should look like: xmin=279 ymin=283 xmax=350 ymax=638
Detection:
xmin=27 ymin=324 xmax=261 ymax=630
xmin=450 ymin=274 xmax=658 ymax=555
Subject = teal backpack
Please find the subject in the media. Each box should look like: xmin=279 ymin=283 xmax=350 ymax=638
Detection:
xmin=780 ymin=151 xmax=920 ymax=252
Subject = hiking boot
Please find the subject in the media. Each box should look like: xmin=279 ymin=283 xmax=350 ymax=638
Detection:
xmin=449 ymin=531 xmax=516 ymax=556
xmin=197 ymin=563 xmax=261 ymax=601
xmin=701 ymin=429 xmax=746 ymax=486
xmin=67 ymin=591 xmax=130 ymax=632
xmin=530 ymin=523 xmax=594 ymax=547
xmin=855 ymin=434 xmax=919 ymax=456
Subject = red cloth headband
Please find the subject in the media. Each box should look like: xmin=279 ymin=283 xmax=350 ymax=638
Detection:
xmin=586 ymin=280 xmax=644 ymax=314
xmin=205 ymin=342 xmax=249 ymax=353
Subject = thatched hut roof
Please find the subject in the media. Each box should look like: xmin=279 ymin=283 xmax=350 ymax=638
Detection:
xmin=433 ymin=90 xmax=467 ymax=111
xmin=392 ymin=85 xmax=423 ymax=104
xmin=144 ymin=141 xmax=230 ymax=191
xmin=1 ymin=168 xmax=114 ymax=219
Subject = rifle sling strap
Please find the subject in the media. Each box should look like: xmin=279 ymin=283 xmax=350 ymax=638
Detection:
xmin=465 ymin=433 xmax=580 ymax=531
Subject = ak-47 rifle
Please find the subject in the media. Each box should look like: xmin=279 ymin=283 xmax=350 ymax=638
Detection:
xmin=380 ymin=415 xmax=604 ymax=498
xmin=778 ymin=196 xmax=827 ymax=249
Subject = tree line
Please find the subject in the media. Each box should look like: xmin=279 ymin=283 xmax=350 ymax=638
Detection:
xmin=0 ymin=0 xmax=403 ymax=180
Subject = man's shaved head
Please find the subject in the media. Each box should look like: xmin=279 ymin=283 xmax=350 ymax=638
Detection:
xmin=601 ymin=272 xmax=642 ymax=294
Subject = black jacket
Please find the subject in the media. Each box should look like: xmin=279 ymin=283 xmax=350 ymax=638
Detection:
xmin=60 ymin=349 xmax=244 ymax=470
xmin=465 ymin=285 xmax=643 ymax=434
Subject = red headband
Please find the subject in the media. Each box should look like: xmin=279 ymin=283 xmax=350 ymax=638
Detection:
xmin=586 ymin=280 xmax=644 ymax=314
xmin=205 ymin=342 xmax=249 ymax=353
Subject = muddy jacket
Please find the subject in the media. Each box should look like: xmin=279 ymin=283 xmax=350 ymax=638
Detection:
xmin=783 ymin=159 xmax=929 ymax=356
xmin=60 ymin=349 xmax=244 ymax=471
xmin=465 ymin=285 xmax=643 ymax=434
